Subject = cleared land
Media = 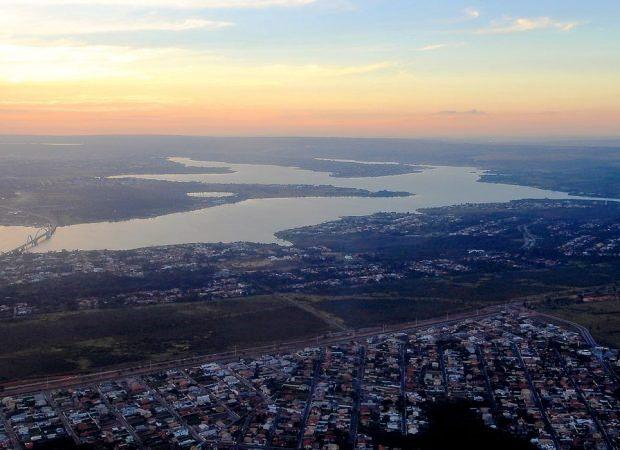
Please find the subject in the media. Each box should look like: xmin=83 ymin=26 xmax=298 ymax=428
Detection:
xmin=0 ymin=292 xmax=496 ymax=382
xmin=0 ymin=296 xmax=334 ymax=381
xmin=294 ymin=295 xmax=481 ymax=329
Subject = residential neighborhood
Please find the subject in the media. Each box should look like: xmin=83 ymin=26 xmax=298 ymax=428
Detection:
xmin=2 ymin=312 xmax=619 ymax=449
xmin=1 ymin=200 xmax=618 ymax=319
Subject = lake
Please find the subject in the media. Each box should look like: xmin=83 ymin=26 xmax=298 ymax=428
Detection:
xmin=0 ymin=158 xmax=608 ymax=252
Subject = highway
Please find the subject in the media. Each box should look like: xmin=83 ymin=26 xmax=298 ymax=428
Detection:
xmin=3 ymin=305 xmax=607 ymax=399
xmin=1 ymin=305 xmax=616 ymax=450
xmin=0 ymin=305 xmax=511 ymax=397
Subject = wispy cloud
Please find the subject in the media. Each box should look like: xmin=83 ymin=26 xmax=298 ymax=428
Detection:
xmin=445 ymin=7 xmax=480 ymax=24
xmin=0 ymin=0 xmax=317 ymax=37
xmin=0 ymin=37 xmax=393 ymax=84
xmin=416 ymin=44 xmax=449 ymax=52
xmin=0 ymin=41 xmax=203 ymax=82
xmin=463 ymin=7 xmax=480 ymax=20
xmin=0 ymin=16 xmax=233 ymax=35
xmin=0 ymin=0 xmax=318 ymax=8
xmin=263 ymin=61 xmax=394 ymax=77
xmin=415 ymin=42 xmax=464 ymax=52
xmin=475 ymin=17 xmax=580 ymax=34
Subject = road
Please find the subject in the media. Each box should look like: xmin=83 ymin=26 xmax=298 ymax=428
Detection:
xmin=0 ymin=408 xmax=22 ymax=450
xmin=349 ymin=346 xmax=365 ymax=446
xmin=519 ymin=224 xmax=537 ymax=250
xmin=44 ymin=391 xmax=81 ymax=446
xmin=2 ymin=306 xmax=616 ymax=450
xmin=534 ymin=312 xmax=620 ymax=384
xmin=283 ymin=296 xmax=348 ymax=332
xmin=512 ymin=343 xmax=560 ymax=449
xmin=399 ymin=341 xmax=407 ymax=435
xmin=296 ymin=350 xmax=323 ymax=450
xmin=475 ymin=344 xmax=496 ymax=410
xmin=553 ymin=348 xmax=614 ymax=450
xmin=0 ymin=306 xmax=509 ymax=397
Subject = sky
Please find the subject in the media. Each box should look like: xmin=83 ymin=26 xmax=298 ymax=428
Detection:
xmin=0 ymin=0 xmax=619 ymax=138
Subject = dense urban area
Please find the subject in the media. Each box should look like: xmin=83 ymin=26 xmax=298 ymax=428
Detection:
xmin=1 ymin=312 xmax=619 ymax=449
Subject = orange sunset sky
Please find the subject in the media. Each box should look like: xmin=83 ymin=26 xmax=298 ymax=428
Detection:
xmin=1 ymin=0 xmax=619 ymax=138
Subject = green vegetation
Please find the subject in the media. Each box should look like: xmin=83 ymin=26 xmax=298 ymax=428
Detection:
xmin=2 ymin=198 xmax=620 ymax=382
xmin=481 ymin=165 xmax=620 ymax=199
xmin=0 ymin=296 xmax=334 ymax=381
xmin=539 ymin=298 xmax=620 ymax=348
xmin=0 ymin=177 xmax=407 ymax=227
xmin=277 ymin=200 xmax=620 ymax=305
xmin=298 ymin=295 xmax=479 ymax=329
xmin=1 ymin=137 xmax=618 ymax=227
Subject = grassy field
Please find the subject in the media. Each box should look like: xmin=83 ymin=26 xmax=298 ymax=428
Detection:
xmin=0 ymin=292 xmax=491 ymax=382
xmin=0 ymin=296 xmax=334 ymax=381
xmin=296 ymin=295 xmax=482 ymax=329
xmin=540 ymin=299 xmax=620 ymax=348
xmin=5 ymin=289 xmax=616 ymax=382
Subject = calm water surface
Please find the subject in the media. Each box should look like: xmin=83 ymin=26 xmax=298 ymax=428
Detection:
xmin=0 ymin=159 xmax=606 ymax=252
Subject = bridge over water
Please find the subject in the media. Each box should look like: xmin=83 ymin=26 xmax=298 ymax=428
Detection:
xmin=1 ymin=224 xmax=57 ymax=256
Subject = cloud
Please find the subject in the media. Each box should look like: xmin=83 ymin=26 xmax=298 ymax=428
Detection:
xmin=0 ymin=38 xmax=393 ymax=84
xmin=0 ymin=41 xmax=209 ymax=82
xmin=446 ymin=7 xmax=480 ymax=23
xmin=464 ymin=7 xmax=480 ymax=20
xmin=0 ymin=0 xmax=318 ymax=8
xmin=261 ymin=61 xmax=394 ymax=77
xmin=416 ymin=44 xmax=449 ymax=52
xmin=475 ymin=17 xmax=580 ymax=34
xmin=415 ymin=42 xmax=464 ymax=52
xmin=0 ymin=0 xmax=318 ymax=37
xmin=435 ymin=109 xmax=486 ymax=116
xmin=0 ymin=16 xmax=233 ymax=35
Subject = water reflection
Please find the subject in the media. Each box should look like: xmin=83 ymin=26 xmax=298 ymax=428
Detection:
xmin=0 ymin=160 xmax=608 ymax=252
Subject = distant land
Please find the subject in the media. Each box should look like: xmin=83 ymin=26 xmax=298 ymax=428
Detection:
xmin=0 ymin=136 xmax=618 ymax=228
xmin=0 ymin=138 xmax=619 ymax=450
xmin=1 ymin=198 xmax=618 ymax=381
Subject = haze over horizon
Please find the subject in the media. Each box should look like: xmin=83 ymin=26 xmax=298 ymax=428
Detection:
xmin=1 ymin=0 xmax=619 ymax=138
